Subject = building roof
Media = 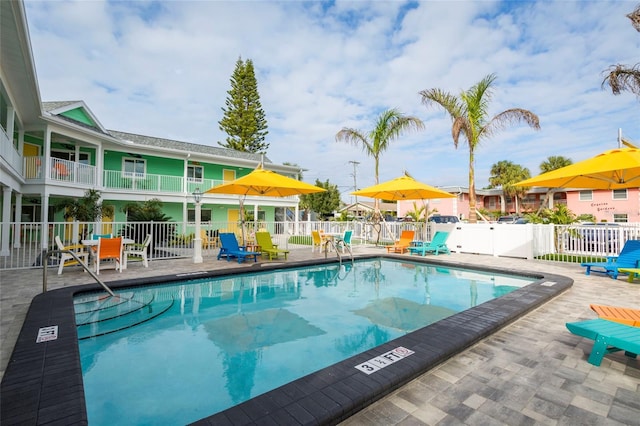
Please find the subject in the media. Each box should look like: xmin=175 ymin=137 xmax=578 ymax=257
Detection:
xmin=108 ymin=130 xmax=271 ymax=164
xmin=42 ymin=101 xmax=275 ymax=166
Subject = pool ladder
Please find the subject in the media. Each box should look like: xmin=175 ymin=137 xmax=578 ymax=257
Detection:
xmin=323 ymin=238 xmax=354 ymax=266
xmin=42 ymin=249 xmax=116 ymax=296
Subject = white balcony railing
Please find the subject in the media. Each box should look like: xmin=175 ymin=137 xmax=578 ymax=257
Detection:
xmin=1 ymin=127 xmax=22 ymax=174
xmin=23 ymin=157 xmax=97 ymax=185
xmin=49 ymin=158 xmax=96 ymax=185
xmin=103 ymin=170 xmax=191 ymax=193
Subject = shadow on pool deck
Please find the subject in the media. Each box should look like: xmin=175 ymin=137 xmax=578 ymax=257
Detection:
xmin=1 ymin=248 xmax=639 ymax=425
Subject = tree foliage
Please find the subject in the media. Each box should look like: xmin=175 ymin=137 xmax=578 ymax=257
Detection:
xmin=539 ymin=155 xmax=572 ymax=173
xmin=488 ymin=160 xmax=531 ymax=213
xmin=300 ymin=179 xmax=341 ymax=219
xmin=55 ymin=189 xmax=114 ymax=222
xmin=122 ymin=198 xmax=172 ymax=222
xmin=336 ymin=108 xmax=424 ymax=222
xmin=602 ymin=5 xmax=640 ymax=98
xmin=420 ymin=73 xmax=540 ymax=223
xmin=218 ymin=57 xmax=269 ymax=152
xmin=121 ymin=198 xmax=173 ymax=248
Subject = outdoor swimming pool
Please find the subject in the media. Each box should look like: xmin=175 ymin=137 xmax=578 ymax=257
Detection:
xmin=0 ymin=255 xmax=573 ymax=425
xmin=75 ymin=258 xmax=535 ymax=425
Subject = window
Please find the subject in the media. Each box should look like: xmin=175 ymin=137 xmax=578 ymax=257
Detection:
xmin=52 ymin=150 xmax=90 ymax=164
xmin=612 ymin=189 xmax=627 ymax=200
xmin=579 ymin=190 xmax=592 ymax=201
xmin=187 ymin=165 xmax=203 ymax=182
xmin=613 ymin=214 xmax=628 ymax=223
xmin=123 ymin=158 xmax=145 ymax=178
xmin=188 ymin=208 xmax=212 ymax=222
xmin=245 ymin=210 xmax=266 ymax=221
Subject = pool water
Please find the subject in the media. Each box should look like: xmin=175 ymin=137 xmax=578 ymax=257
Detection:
xmin=75 ymin=259 xmax=534 ymax=425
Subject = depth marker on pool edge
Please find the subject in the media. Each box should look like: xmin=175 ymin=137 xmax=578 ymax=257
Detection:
xmin=355 ymin=346 xmax=415 ymax=375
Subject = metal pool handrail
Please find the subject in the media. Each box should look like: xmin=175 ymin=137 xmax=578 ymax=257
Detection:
xmin=43 ymin=249 xmax=116 ymax=297
xmin=323 ymin=238 xmax=354 ymax=266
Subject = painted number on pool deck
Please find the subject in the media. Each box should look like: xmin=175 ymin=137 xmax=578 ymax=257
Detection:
xmin=36 ymin=325 xmax=58 ymax=343
xmin=355 ymin=346 xmax=415 ymax=375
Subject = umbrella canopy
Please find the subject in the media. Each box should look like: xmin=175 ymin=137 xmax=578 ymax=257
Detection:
xmin=353 ymin=297 xmax=456 ymax=332
xmin=515 ymin=147 xmax=640 ymax=190
xmin=351 ymin=174 xmax=456 ymax=200
xmin=205 ymin=164 xmax=326 ymax=242
xmin=205 ymin=164 xmax=326 ymax=197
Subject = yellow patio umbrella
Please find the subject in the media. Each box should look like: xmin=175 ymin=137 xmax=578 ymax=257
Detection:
xmin=351 ymin=174 xmax=456 ymax=201
xmin=205 ymin=164 xmax=326 ymax=241
xmin=351 ymin=173 xmax=455 ymax=243
xmin=515 ymin=147 xmax=640 ymax=189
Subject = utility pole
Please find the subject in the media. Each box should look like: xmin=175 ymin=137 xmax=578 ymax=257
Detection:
xmin=349 ymin=160 xmax=360 ymax=213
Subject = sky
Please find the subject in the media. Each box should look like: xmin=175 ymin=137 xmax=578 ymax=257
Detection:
xmin=24 ymin=0 xmax=639 ymax=203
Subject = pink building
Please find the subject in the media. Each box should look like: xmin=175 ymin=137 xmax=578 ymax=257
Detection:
xmin=397 ymin=187 xmax=640 ymax=222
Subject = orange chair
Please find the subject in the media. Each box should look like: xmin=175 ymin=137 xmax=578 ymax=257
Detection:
xmin=53 ymin=162 xmax=69 ymax=178
xmin=590 ymin=304 xmax=640 ymax=327
xmin=95 ymin=237 xmax=123 ymax=275
xmin=386 ymin=230 xmax=415 ymax=254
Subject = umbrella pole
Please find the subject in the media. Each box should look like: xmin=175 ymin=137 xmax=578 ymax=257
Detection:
xmin=239 ymin=197 xmax=247 ymax=245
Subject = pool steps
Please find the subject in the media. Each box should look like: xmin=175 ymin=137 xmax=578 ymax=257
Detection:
xmin=74 ymin=292 xmax=174 ymax=339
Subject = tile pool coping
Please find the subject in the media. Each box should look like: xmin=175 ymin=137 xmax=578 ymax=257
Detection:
xmin=0 ymin=255 xmax=573 ymax=425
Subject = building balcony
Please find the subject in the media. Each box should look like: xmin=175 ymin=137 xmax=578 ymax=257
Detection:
xmin=23 ymin=157 xmax=96 ymax=185
xmin=20 ymin=158 xmax=298 ymax=201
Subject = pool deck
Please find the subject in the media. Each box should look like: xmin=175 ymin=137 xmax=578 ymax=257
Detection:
xmin=1 ymin=247 xmax=639 ymax=425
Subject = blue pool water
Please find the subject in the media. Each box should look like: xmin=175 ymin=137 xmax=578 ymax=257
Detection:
xmin=75 ymin=259 xmax=534 ymax=425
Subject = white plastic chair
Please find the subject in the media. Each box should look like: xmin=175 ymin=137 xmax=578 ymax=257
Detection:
xmin=54 ymin=235 xmax=89 ymax=275
xmin=124 ymin=234 xmax=152 ymax=268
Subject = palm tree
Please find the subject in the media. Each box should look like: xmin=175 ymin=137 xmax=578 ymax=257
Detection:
xmin=420 ymin=73 xmax=540 ymax=222
xmin=336 ymin=108 xmax=424 ymax=219
xmin=536 ymin=155 xmax=573 ymax=213
xmin=602 ymin=5 xmax=640 ymax=98
xmin=488 ymin=160 xmax=531 ymax=214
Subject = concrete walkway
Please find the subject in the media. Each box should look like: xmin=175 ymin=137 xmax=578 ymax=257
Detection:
xmin=1 ymin=247 xmax=639 ymax=425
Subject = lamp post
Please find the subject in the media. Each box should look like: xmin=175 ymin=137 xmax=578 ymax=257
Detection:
xmin=192 ymin=188 xmax=203 ymax=264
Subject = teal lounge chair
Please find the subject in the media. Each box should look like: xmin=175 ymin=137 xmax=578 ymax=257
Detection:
xmin=580 ymin=239 xmax=640 ymax=279
xmin=566 ymin=318 xmax=640 ymax=366
xmin=408 ymin=231 xmax=450 ymax=256
xmin=217 ymin=233 xmax=260 ymax=263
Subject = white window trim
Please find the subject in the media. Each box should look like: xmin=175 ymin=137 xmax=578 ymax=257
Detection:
xmin=613 ymin=213 xmax=628 ymax=223
xmin=122 ymin=157 xmax=146 ymax=179
xmin=187 ymin=164 xmax=204 ymax=183
xmin=578 ymin=190 xmax=593 ymax=201
xmin=612 ymin=189 xmax=627 ymax=200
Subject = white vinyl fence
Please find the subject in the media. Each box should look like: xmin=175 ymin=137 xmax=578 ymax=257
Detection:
xmin=2 ymin=220 xmax=639 ymax=270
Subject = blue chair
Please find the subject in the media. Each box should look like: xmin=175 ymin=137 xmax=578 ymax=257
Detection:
xmin=217 ymin=233 xmax=260 ymax=263
xmin=408 ymin=231 xmax=450 ymax=256
xmin=580 ymin=239 xmax=640 ymax=279
xmin=91 ymin=233 xmax=112 ymax=240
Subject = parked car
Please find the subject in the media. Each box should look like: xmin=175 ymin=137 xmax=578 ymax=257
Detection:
xmin=428 ymin=215 xmax=460 ymax=224
xmin=496 ymin=216 xmax=523 ymax=224
xmin=578 ymin=223 xmax=621 ymax=252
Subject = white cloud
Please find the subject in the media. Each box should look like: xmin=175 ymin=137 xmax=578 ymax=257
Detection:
xmin=24 ymin=0 xmax=639 ymax=202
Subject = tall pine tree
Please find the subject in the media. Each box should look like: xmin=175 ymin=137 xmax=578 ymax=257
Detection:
xmin=218 ymin=57 xmax=269 ymax=153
